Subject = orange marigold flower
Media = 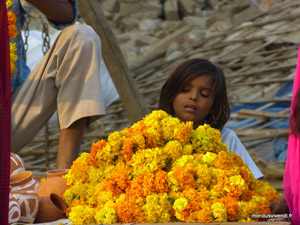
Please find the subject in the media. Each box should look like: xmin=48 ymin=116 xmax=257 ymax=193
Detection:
xmin=154 ymin=170 xmax=169 ymax=193
xmin=173 ymin=166 xmax=196 ymax=191
xmin=216 ymin=196 xmax=239 ymax=221
xmin=104 ymin=178 xmax=123 ymax=197
xmin=112 ymin=171 xmax=131 ymax=191
xmin=114 ymin=201 xmax=145 ymax=223
xmin=126 ymin=176 xmax=144 ymax=200
xmin=8 ymin=24 xmax=18 ymax=39
xmin=7 ymin=10 xmax=17 ymax=25
xmin=87 ymin=139 xmax=107 ymax=166
xmin=189 ymin=209 xmax=213 ymax=223
xmin=142 ymin=172 xmax=155 ymax=196
xmin=174 ymin=122 xmax=193 ymax=145
xmin=121 ymin=138 xmax=134 ymax=163
xmin=10 ymin=62 xmax=16 ymax=73
xmin=214 ymin=151 xmax=233 ymax=170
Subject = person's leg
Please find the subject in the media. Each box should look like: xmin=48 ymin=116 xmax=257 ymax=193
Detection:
xmin=56 ymin=117 xmax=87 ymax=169
xmin=12 ymin=24 xmax=106 ymax=167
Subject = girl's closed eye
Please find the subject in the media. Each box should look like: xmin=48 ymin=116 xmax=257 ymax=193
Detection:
xmin=200 ymin=90 xmax=211 ymax=98
xmin=181 ymin=87 xmax=190 ymax=93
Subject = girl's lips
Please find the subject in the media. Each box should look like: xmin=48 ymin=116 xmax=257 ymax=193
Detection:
xmin=184 ymin=105 xmax=197 ymax=113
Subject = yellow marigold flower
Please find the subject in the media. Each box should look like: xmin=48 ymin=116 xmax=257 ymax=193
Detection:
xmin=195 ymin=164 xmax=213 ymax=190
xmin=143 ymin=193 xmax=172 ymax=223
xmin=251 ymin=179 xmax=279 ymax=202
xmin=203 ymin=152 xmax=218 ymax=166
xmin=209 ymin=184 xmax=226 ymax=200
xmin=131 ymin=147 xmax=165 ymax=175
xmin=192 ymin=124 xmax=228 ymax=154
xmin=87 ymin=166 xmax=105 ymax=186
xmin=211 ymin=202 xmax=227 ymax=222
xmin=161 ymin=116 xmax=181 ymax=141
xmin=173 ymin=197 xmax=188 ymax=212
xmin=6 ymin=0 xmax=12 ymax=8
xmin=68 ymin=153 xmax=90 ymax=184
xmin=39 ymin=177 xmax=46 ymax=184
xmin=107 ymin=131 xmax=123 ymax=148
xmin=173 ymin=155 xmax=193 ymax=168
xmin=68 ymin=205 xmax=97 ymax=225
xmin=224 ymin=175 xmax=248 ymax=198
xmin=162 ymin=140 xmax=182 ymax=163
xmin=94 ymin=201 xmax=118 ymax=224
xmin=182 ymin=144 xmax=193 ymax=155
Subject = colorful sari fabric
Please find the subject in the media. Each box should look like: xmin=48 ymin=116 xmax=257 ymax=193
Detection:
xmin=284 ymin=44 xmax=300 ymax=225
xmin=0 ymin=0 xmax=11 ymax=224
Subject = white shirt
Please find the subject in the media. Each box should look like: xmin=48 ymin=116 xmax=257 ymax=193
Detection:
xmin=221 ymin=127 xmax=264 ymax=179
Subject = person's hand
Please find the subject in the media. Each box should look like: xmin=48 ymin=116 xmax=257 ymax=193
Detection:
xmin=270 ymin=194 xmax=289 ymax=214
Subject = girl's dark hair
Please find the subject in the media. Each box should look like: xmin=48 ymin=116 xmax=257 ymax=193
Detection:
xmin=291 ymin=88 xmax=300 ymax=136
xmin=158 ymin=58 xmax=230 ymax=130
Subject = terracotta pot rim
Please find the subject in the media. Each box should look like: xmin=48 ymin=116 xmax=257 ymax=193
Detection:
xmin=46 ymin=169 xmax=70 ymax=178
xmin=10 ymin=171 xmax=32 ymax=186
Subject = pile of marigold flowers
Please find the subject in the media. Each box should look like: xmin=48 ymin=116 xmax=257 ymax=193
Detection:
xmin=63 ymin=110 xmax=279 ymax=224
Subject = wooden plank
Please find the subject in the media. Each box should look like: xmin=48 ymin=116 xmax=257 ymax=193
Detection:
xmin=78 ymin=0 xmax=150 ymax=125
xmin=129 ymin=24 xmax=193 ymax=71
xmin=227 ymin=77 xmax=294 ymax=86
xmin=237 ymin=109 xmax=290 ymax=118
xmin=234 ymin=128 xmax=289 ymax=136
xmin=227 ymin=63 xmax=296 ymax=79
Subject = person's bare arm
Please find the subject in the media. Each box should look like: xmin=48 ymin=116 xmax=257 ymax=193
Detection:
xmin=25 ymin=0 xmax=75 ymax=24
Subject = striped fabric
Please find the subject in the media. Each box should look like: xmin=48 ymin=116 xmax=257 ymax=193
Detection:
xmin=0 ymin=0 xmax=11 ymax=224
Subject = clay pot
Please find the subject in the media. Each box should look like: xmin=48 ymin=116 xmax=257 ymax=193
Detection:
xmin=46 ymin=168 xmax=70 ymax=178
xmin=9 ymin=192 xmax=21 ymax=224
xmin=35 ymin=193 xmax=67 ymax=223
xmin=11 ymin=190 xmax=39 ymax=223
xmin=37 ymin=169 xmax=69 ymax=200
xmin=10 ymin=171 xmax=40 ymax=192
xmin=10 ymin=152 xmax=26 ymax=176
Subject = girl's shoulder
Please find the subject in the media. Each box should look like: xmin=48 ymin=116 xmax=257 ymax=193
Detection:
xmin=221 ymin=127 xmax=237 ymax=138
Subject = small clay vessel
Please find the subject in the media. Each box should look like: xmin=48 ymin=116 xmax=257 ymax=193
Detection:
xmin=35 ymin=193 xmax=67 ymax=223
xmin=10 ymin=152 xmax=26 ymax=176
xmin=9 ymin=191 xmax=21 ymax=224
xmin=37 ymin=169 xmax=69 ymax=200
xmin=11 ymin=190 xmax=39 ymax=223
xmin=10 ymin=171 xmax=40 ymax=192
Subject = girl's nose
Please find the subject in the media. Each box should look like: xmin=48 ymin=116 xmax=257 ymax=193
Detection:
xmin=189 ymin=91 xmax=197 ymax=101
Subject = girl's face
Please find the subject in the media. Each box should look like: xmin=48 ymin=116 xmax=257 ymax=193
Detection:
xmin=172 ymin=75 xmax=215 ymax=129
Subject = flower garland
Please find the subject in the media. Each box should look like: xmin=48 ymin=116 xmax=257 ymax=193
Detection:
xmin=6 ymin=0 xmax=18 ymax=74
xmin=64 ymin=110 xmax=279 ymax=224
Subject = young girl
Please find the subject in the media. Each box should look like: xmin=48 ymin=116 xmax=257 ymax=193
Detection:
xmin=159 ymin=58 xmax=263 ymax=179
